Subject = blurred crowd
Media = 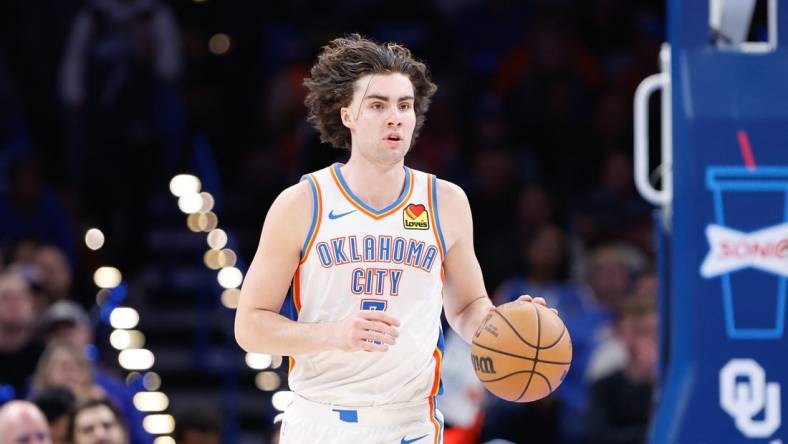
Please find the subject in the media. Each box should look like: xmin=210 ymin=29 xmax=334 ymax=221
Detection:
xmin=0 ymin=255 xmax=152 ymax=444
xmin=1 ymin=0 xmax=665 ymax=443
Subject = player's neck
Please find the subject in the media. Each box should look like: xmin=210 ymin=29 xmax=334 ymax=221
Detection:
xmin=340 ymin=156 xmax=406 ymax=210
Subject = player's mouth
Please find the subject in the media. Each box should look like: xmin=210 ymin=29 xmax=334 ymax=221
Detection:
xmin=384 ymin=133 xmax=403 ymax=146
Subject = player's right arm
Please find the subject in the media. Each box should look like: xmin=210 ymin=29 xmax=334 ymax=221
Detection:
xmin=234 ymin=181 xmax=399 ymax=356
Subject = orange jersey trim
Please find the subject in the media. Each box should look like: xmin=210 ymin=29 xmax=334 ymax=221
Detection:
xmin=430 ymin=347 xmax=443 ymax=396
xmin=429 ymin=397 xmax=441 ymax=444
xmin=292 ymin=267 xmax=302 ymax=312
xmin=300 ymin=174 xmax=323 ymax=264
xmin=330 ymin=166 xmax=414 ymax=220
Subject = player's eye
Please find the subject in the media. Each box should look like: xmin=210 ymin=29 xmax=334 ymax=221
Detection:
xmin=399 ymin=102 xmax=412 ymax=111
xmin=370 ymin=102 xmax=384 ymax=110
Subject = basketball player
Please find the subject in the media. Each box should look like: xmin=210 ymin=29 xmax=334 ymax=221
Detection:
xmin=235 ymin=34 xmax=551 ymax=444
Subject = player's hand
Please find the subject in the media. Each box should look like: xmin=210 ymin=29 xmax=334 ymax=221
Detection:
xmin=334 ymin=309 xmax=400 ymax=352
xmin=515 ymin=294 xmax=558 ymax=316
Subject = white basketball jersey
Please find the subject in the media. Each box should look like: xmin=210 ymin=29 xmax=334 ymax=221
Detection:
xmin=287 ymin=163 xmax=446 ymax=407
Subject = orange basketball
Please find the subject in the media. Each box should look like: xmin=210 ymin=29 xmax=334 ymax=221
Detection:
xmin=470 ymin=300 xmax=572 ymax=402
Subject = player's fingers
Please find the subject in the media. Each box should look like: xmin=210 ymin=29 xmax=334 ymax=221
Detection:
xmin=361 ymin=339 xmax=389 ymax=352
xmin=516 ymin=294 xmax=533 ymax=302
xmin=351 ymin=316 xmax=397 ymax=335
xmin=532 ymin=297 xmax=547 ymax=306
xmin=352 ymin=321 xmax=399 ymax=345
xmin=359 ymin=310 xmax=401 ymax=327
xmin=550 ymin=308 xmax=559 ymax=316
xmin=362 ymin=330 xmax=396 ymax=346
xmin=359 ymin=320 xmax=399 ymax=339
xmin=359 ymin=309 xmax=401 ymax=327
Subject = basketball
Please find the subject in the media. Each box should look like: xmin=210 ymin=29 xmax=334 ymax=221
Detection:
xmin=471 ymin=300 xmax=572 ymax=402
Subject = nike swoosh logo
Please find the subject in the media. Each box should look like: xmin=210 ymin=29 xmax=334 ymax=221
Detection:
xmin=401 ymin=435 xmax=428 ymax=444
xmin=328 ymin=209 xmax=356 ymax=220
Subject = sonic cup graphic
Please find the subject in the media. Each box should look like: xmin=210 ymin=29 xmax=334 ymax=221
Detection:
xmin=701 ymin=166 xmax=788 ymax=339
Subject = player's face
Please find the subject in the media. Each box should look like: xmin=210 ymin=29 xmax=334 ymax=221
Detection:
xmin=342 ymin=72 xmax=416 ymax=164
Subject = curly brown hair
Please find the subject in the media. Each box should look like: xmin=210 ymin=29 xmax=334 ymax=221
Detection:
xmin=304 ymin=34 xmax=438 ymax=150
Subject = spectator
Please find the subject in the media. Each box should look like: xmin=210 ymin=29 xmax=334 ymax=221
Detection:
xmin=586 ymin=243 xmax=646 ymax=313
xmin=68 ymin=399 xmax=129 ymax=444
xmin=32 ymin=388 xmax=77 ymax=444
xmin=6 ymin=239 xmax=40 ymax=265
xmin=174 ymin=406 xmax=221 ymax=444
xmin=572 ymin=150 xmax=652 ymax=248
xmin=0 ymin=270 xmax=44 ymax=399
xmin=5 ymin=260 xmax=49 ymax=314
xmin=582 ymin=243 xmax=648 ymax=384
xmin=60 ymin=0 xmax=182 ymax=110
xmin=30 ymin=340 xmax=106 ymax=402
xmin=494 ymin=224 xmax=593 ymax=319
xmin=33 ymin=245 xmax=73 ymax=306
xmin=37 ymin=301 xmax=153 ymax=444
xmin=586 ymin=296 xmax=658 ymax=444
xmin=586 ymin=272 xmax=657 ymax=383
xmin=60 ymin=0 xmax=183 ymax=186
xmin=37 ymin=300 xmax=92 ymax=345
xmin=0 ymin=400 xmax=52 ymax=444
xmin=467 ymin=147 xmax=521 ymax=289
xmin=0 ymin=157 xmax=77 ymax=266
xmin=514 ymin=184 xmax=556 ymax=238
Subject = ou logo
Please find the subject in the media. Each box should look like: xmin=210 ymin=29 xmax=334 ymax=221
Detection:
xmin=719 ymin=359 xmax=781 ymax=438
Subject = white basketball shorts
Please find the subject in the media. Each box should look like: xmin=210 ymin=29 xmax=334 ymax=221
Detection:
xmin=279 ymin=395 xmax=444 ymax=444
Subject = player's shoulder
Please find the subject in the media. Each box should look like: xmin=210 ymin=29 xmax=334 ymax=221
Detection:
xmin=276 ymin=179 xmax=313 ymax=206
xmin=270 ymin=166 xmax=333 ymax=215
xmin=431 ymin=178 xmax=471 ymax=249
xmin=267 ymin=179 xmax=315 ymax=225
xmin=434 ymin=178 xmax=470 ymax=208
xmin=261 ymin=180 xmax=315 ymax=248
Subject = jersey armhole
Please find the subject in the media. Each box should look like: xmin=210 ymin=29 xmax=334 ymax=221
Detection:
xmin=299 ymin=174 xmax=322 ymax=263
xmin=428 ymin=175 xmax=447 ymax=259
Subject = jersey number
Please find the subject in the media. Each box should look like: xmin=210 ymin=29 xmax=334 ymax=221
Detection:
xmin=360 ymin=299 xmax=387 ymax=311
xmin=360 ymin=299 xmax=387 ymax=345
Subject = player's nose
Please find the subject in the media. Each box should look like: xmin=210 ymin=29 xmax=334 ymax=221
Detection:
xmin=385 ymin=109 xmax=403 ymax=127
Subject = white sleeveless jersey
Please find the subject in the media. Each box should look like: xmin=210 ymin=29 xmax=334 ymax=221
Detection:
xmin=287 ymin=163 xmax=446 ymax=407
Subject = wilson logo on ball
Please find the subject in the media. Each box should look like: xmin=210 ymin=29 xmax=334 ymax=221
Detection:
xmin=484 ymin=323 xmax=500 ymax=338
xmin=471 ymin=301 xmax=573 ymax=403
xmin=472 ymin=354 xmax=496 ymax=374
xmin=474 ymin=314 xmax=492 ymax=338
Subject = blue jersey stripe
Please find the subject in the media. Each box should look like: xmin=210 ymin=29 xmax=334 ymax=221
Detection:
xmin=332 ymin=163 xmax=412 ymax=215
xmin=430 ymin=175 xmax=447 ymax=257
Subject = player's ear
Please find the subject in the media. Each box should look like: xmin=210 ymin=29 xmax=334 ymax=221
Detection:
xmin=340 ymin=106 xmax=355 ymax=129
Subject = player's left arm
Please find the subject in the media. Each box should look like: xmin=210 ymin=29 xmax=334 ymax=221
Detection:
xmin=438 ymin=179 xmax=551 ymax=344
xmin=437 ymin=179 xmax=495 ymax=343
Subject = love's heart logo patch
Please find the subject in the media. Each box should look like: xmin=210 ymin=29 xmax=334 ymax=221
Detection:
xmin=403 ymin=204 xmax=429 ymax=230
